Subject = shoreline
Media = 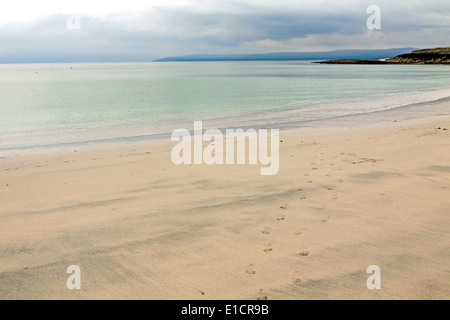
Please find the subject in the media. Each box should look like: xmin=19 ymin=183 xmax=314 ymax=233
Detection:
xmin=1 ymin=101 xmax=449 ymax=299
xmin=2 ymin=91 xmax=450 ymax=156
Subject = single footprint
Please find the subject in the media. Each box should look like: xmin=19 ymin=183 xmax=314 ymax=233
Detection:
xmin=246 ymin=264 xmax=256 ymax=275
xmin=280 ymin=205 xmax=287 ymax=209
xmin=307 ymin=181 xmax=313 ymax=184
xmin=304 ymin=173 xmax=309 ymax=177
xmin=276 ymin=215 xmax=285 ymax=221
xmin=263 ymin=244 xmax=273 ymax=253
xmin=262 ymin=227 xmax=271 ymax=235
xmin=299 ymin=249 xmax=310 ymax=257
xmin=321 ymin=219 xmax=328 ymax=223
xmin=294 ymin=230 xmax=303 ymax=236
xmin=293 ymin=271 xmax=302 ymax=284
xmin=257 ymin=289 xmax=268 ymax=300
xmin=300 ymin=196 xmax=306 ymax=200
xmin=332 ymin=195 xmax=338 ymax=200
xmin=257 ymin=296 xmax=268 ymax=300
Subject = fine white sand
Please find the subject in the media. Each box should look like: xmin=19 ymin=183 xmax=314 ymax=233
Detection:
xmin=1 ymin=111 xmax=449 ymax=299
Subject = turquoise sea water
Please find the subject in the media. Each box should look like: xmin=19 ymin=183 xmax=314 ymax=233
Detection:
xmin=0 ymin=61 xmax=449 ymax=151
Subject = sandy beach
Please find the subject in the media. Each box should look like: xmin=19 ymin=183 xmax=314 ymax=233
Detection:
xmin=1 ymin=105 xmax=449 ymax=300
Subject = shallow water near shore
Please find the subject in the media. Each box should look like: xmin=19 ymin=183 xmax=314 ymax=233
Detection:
xmin=1 ymin=61 xmax=449 ymax=151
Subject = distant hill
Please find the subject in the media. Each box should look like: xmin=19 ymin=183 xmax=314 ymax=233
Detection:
xmin=153 ymin=48 xmax=417 ymax=62
xmin=319 ymin=47 xmax=450 ymax=64
xmin=387 ymin=47 xmax=450 ymax=64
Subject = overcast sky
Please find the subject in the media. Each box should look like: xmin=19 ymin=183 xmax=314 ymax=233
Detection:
xmin=0 ymin=0 xmax=449 ymax=62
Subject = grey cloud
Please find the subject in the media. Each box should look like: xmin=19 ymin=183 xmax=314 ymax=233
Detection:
xmin=0 ymin=1 xmax=449 ymax=62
